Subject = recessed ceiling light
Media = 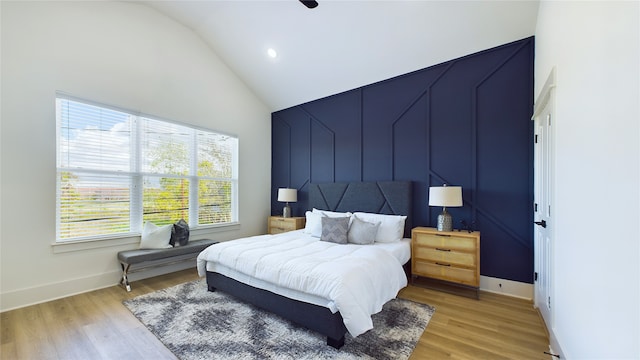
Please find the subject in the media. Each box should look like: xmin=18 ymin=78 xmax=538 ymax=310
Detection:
xmin=267 ymin=48 xmax=277 ymax=58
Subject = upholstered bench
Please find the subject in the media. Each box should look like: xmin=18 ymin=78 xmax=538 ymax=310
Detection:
xmin=117 ymin=239 xmax=218 ymax=291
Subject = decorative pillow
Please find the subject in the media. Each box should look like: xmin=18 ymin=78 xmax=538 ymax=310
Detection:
xmin=353 ymin=212 xmax=407 ymax=243
xmin=347 ymin=215 xmax=380 ymax=245
xmin=320 ymin=216 xmax=349 ymax=244
xmin=312 ymin=208 xmax=352 ymax=218
xmin=170 ymin=219 xmax=190 ymax=247
xmin=303 ymin=211 xmax=324 ymax=238
xmin=140 ymin=221 xmax=173 ymax=249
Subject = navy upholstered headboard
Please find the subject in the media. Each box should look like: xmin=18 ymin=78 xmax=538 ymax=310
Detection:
xmin=308 ymin=181 xmax=412 ymax=238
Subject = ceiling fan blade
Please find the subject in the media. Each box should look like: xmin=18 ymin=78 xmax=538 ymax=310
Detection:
xmin=299 ymin=0 xmax=318 ymax=9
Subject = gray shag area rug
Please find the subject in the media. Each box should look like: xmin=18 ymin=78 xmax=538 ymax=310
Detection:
xmin=124 ymin=278 xmax=434 ymax=360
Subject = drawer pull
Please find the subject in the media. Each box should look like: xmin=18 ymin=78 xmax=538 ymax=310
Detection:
xmin=435 ymin=234 xmax=451 ymax=237
xmin=435 ymin=262 xmax=451 ymax=267
xmin=435 ymin=248 xmax=451 ymax=252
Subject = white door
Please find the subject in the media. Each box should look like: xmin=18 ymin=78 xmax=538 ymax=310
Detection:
xmin=533 ymin=70 xmax=555 ymax=329
xmin=534 ymin=109 xmax=552 ymax=326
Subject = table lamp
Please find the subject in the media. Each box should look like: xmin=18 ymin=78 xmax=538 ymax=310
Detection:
xmin=428 ymin=185 xmax=463 ymax=231
xmin=277 ymin=188 xmax=297 ymax=218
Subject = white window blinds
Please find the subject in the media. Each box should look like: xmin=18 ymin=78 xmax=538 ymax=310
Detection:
xmin=56 ymin=96 xmax=238 ymax=242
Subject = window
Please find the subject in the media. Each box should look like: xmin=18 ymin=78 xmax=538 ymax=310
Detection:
xmin=56 ymin=95 xmax=238 ymax=242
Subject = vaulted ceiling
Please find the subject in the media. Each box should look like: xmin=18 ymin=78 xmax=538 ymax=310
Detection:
xmin=143 ymin=1 xmax=540 ymax=111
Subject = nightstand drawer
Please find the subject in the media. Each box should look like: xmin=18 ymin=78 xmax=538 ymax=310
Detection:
xmin=267 ymin=216 xmax=305 ymax=234
xmin=413 ymin=246 xmax=476 ymax=267
xmin=413 ymin=232 xmax=476 ymax=252
xmin=269 ymin=224 xmax=296 ymax=234
xmin=269 ymin=218 xmax=297 ymax=232
xmin=413 ymin=260 xmax=477 ymax=286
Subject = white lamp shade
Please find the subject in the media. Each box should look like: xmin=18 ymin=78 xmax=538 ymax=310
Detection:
xmin=428 ymin=186 xmax=462 ymax=207
xmin=277 ymin=188 xmax=297 ymax=202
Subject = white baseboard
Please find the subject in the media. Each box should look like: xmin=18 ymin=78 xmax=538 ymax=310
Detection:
xmin=0 ymin=270 xmax=122 ymax=312
xmin=549 ymin=329 xmax=567 ymax=359
xmin=480 ymin=275 xmax=534 ymax=300
xmin=0 ymin=264 xmax=198 ymax=313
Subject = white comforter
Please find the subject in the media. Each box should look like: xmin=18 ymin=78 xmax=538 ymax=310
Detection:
xmin=196 ymin=230 xmax=408 ymax=337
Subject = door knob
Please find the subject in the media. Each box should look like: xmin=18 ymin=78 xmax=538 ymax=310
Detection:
xmin=534 ymin=220 xmax=547 ymax=228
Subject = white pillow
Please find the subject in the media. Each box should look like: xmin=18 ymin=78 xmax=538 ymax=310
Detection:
xmin=312 ymin=208 xmax=352 ymax=218
xmin=303 ymin=211 xmax=324 ymax=238
xmin=353 ymin=212 xmax=407 ymax=243
xmin=139 ymin=221 xmax=173 ymax=249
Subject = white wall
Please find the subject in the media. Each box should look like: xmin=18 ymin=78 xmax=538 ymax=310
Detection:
xmin=0 ymin=1 xmax=272 ymax=311
xmin=535 ymin=1 xmax=639 ymax=358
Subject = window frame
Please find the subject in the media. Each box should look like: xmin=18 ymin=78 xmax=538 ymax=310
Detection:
xmin=54 ymin=94 xmax=239 ymax=248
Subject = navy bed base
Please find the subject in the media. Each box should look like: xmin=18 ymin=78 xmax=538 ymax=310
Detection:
xmin=207 ymin=272 xmax=347 ymax=348
xmin=206 ymin=181 xmax=412 ymax=349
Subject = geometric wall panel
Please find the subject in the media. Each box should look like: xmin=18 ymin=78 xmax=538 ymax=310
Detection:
xmin=272 ymin=37 xmax=534 ymax=283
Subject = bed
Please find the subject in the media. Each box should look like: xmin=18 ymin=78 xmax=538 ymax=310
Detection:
xmin=197 ymin=181 xmax=412 ymax=348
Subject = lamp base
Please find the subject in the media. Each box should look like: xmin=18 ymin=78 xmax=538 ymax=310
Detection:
xmin=437 ymin=209 xmax=453 ymax=232
xmin=282 ymin=204 xmax=291 ymax=218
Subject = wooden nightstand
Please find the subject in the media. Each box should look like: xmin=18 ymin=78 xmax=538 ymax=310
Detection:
xmin=411 ymin=227 xmax=480 ymax=298
xmin=267 ymin=216 xmax=306 ymax=234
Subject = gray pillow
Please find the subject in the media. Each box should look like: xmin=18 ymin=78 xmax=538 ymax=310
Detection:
xmin=348 ymin=215 xmax=380 ymax=245
xmin=320 ymin=216 xmax=349 ymax=244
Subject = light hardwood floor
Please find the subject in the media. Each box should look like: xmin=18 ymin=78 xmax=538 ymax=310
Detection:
xmin=1 ymin=269 xmax=549 ymax=359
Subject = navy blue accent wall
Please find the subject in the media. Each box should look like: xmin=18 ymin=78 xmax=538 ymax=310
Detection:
xmin=272 ymin=37 xmax=534 ymax=283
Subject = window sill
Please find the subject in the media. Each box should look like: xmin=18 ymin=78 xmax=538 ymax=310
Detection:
xmin=51 ymin=222 xmax=241 ymax=253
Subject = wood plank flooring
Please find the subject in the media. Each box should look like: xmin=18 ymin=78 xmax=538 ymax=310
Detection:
xmin=1 ymin=270 xmax=549 ymax=359
xmin=400 ymin=285 xmax=550 ymax=359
